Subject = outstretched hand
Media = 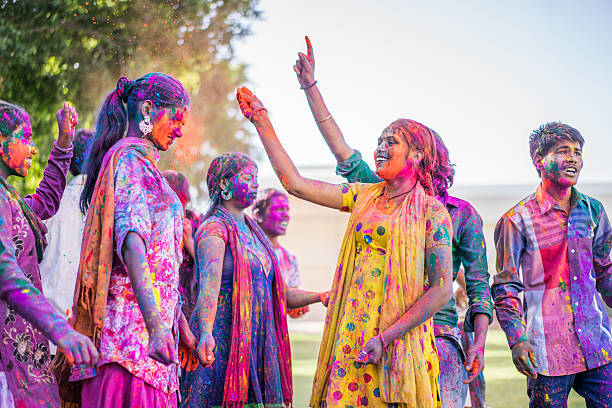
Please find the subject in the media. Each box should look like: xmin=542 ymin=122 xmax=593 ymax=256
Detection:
xmin=236 ymin=87 xmax=267 ymax=122
xmin=293 ymin=36 xmax=315 ymax=88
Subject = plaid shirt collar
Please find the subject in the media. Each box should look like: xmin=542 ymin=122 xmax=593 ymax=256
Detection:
xmin=534 ymin=184 xmax=586 ymax=214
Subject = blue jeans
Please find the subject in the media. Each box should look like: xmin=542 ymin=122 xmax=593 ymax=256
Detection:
xmin=527 ymin=363 xmax=612 ymax=408
xmin=436 ymin=336 xmax=469 ymax=408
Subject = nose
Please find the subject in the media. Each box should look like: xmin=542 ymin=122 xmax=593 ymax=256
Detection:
xmin=173 ymin=127 xmax=183 ymax=139
xmin=31 ymin=143 xmax=39 ymax=156
xmin=567 ymin=151 xmax=580 ymax=163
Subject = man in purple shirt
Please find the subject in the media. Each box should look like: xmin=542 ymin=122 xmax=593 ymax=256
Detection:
xmin=493 ymin=122 xmax=612 ymax=407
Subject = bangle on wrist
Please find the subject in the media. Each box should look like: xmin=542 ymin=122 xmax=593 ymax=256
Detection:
xmin=379 ymin=333 xmax=387 ymax=348
xmin=300 ymin=80 xmax=318 ymax=90
xmin=315 ymin=113 xmax=332 ymax=125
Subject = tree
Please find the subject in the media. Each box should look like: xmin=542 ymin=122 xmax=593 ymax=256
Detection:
xmin=0 ymin=0 xmax=260 ymax=204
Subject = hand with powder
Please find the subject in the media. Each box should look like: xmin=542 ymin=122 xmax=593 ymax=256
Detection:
xmin=511 ymin=340 xmax=538 ymax=379
xmin=287 ymin=306 xmax=309 ymax=318
xmin=236 ymin=87 xmax=267 ymax=122
xmin=55 ymin=102 xmax=78 ymax=149
xmin=293 ymin=36 xmax=315 ymax=88
xmin=319 ymin=290 xmax=330 ymax=307
xmin=148 ymin=324 xmax=178 ymax=366
xmin=56 ymin=331 xmax=99 ymax=366
xmin=356 ymin=335 xmax=384 ymax=365
xmin=197 ymin=333 xmax=216 ymax=367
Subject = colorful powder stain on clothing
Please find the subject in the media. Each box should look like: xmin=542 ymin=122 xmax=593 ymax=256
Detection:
xmin=0 ymin=142 xmax=73 ymax=407
xmin=493 ymin=185 xmax=612 ymax=376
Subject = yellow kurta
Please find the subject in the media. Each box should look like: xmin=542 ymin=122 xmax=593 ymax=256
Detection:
xmin=320 ymin=183 xmax=445 ymax=408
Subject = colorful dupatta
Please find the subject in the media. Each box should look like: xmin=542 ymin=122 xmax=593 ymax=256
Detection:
xmin=311 ymin=182 xmax=448 ymax=407
xmin=211 ymin=206 xmax=293 ymax=408
xmin=54 ymin=137 xmax=157 ymax=405
xmin=0 ymin=176 xmax=48 ymax=262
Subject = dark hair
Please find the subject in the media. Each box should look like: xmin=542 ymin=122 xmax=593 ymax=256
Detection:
xmin=70 ymin=128 xmax=94 ymax=176
xmin=162 ymin=170 xmax=191 ymax=205
xmin=430 ymin=129 xmax=455 ymax=195
xmin=80 ymin=73 xmax=190 ymax=214
xmin=387 ymin=119 xmax=438 ymax=195
xmin=0 ymin=101 xmax=29 ymax=139
xmin=529 ymin=122 xmax=584 ymax=176
xmin=252 ymin=188 xmax=288 ymax=222
xmin=205 ymin=152 xmax=257 ymax=220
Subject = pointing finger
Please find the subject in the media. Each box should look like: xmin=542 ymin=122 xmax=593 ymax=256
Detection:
xmin=305 ymin=35 xmax=314 ymax=64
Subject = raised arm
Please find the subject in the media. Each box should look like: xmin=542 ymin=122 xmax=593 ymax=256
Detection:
xmin=236 ymin=87 xmax=343 ymax=210
xmin=294 ymin=37 xmax=381 ymax=184
xmin=25 ymin=103 xmax=78 ymax=220
xmin=194 ymin=235 xmax=226 ymax=367
xmin=293 ymin=36 xmax=353 ymax=162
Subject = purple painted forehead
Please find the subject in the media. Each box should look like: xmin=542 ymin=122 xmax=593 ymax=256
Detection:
xmin=0 ymin=108 xmax=30 ymax=138
xmin=206 ymin=152 xmax=257 ymax=194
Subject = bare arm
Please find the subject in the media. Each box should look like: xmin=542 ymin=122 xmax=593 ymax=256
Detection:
xmin=194 ymin=235 xmax=225 ymax=366
xmin=286 ymin=287 xmax=327 ymax=309
xmin=294 ymin=36 xmax=354 ymax=162
xmin=382 ymin=245 xmax=452 ymax=344
xmin=237 ymin=87 xmax=344 ymax=210
xmin=358 ymin=244 xmax=453 ymax=364
xmin=122 ymin=231 xmax=177 ymax=365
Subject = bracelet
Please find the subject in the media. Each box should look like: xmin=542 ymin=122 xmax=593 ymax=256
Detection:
xmin=300 ymin=80 xmax=318 ymax=90
xmin=378 ymin=334 xmax=387 ymax=348
xmin=316 ymin=114 xmax=332 ymax=125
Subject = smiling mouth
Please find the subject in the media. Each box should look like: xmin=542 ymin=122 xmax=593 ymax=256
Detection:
xmin=278 ymin=221 xmax=288 ymax=229
xmin=563 ymin=166 xmax=578 ymax=177
xmin=375 ymin=153 xmax=389 ymax=168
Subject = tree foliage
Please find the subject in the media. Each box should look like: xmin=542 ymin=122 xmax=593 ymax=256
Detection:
xmin=0 ymin=0 xmax=259 ymax=203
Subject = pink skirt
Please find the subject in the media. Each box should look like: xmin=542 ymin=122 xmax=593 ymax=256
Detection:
xmin=81 ymin=363 xmax=177 ymax=408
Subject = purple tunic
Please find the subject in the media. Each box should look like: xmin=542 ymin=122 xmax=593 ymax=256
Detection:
xmin=0 ymin=142 xmax=73 ymax=407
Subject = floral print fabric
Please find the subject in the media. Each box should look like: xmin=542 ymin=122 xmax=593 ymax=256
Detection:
xmin=0 ymin=142 xmax=73 ymax=407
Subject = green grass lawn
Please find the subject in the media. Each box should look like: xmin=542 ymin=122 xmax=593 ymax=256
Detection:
xmin=289 ymin=329 xmax=584 ymax=407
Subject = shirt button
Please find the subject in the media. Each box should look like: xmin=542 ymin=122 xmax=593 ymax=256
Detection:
xmin=571 ymin=249 xmax=575 ymax=253
xmin=578 ymin=328 xmax=582 ymax=333
xmin=573 ymin=276 xmax=577 ymax=281
xmin=575 ymin=302 xmax=579 ymax=306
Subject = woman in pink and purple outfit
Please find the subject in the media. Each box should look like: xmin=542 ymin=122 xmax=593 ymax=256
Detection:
xmin=0 ymin=100 xmax=98 ymax=408
xmin=65 ymin=73 xmax=194 ymax=408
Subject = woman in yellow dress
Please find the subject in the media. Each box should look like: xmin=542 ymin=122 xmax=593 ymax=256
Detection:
xmin=236 ymin=86 xmax=453 ymax=408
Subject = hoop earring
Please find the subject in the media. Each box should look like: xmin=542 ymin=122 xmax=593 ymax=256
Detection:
xmin=139 ymin=114 xmax=153 ymax=136
xmin=221 ymin=188 xmax=233 ymax=201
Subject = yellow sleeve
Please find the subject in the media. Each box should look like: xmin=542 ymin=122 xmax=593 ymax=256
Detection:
xmin=340 ymin=183 xmax=364 ymax=213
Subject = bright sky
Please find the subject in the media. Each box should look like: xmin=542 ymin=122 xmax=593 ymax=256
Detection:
xmin=233 ymin=0 xmax=611 ymax=186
